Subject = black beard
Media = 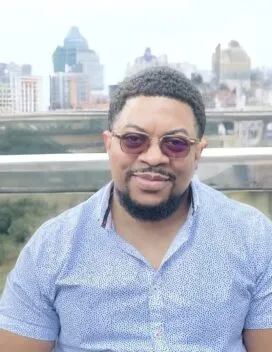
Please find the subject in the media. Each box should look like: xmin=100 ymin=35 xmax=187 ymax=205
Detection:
xmin=115 ymin=187 xmax=188 ymax=221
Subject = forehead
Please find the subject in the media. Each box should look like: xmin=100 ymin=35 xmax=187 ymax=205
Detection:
xmin=114 ymin=96 xmax=197 ymax=135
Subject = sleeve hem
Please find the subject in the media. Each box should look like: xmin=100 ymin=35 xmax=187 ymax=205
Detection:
xmin=244 ymin=316 xmax=272 ymax=330
xmin=0 ymin=314 xmax=58 ymax=341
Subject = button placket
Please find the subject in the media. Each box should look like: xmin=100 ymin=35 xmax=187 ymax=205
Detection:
xmin=149 ymin=275 xmax=168 ymax=351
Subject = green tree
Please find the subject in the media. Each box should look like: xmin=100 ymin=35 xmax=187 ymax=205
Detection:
xmin=0 ymin=128 xmax=68 ymax=155
xmin=8 ymin=217 xmax=32 ymax=243
xmin=0 ymin=205 xmax=12 ymax=233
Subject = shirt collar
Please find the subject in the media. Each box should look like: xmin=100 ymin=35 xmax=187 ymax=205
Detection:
xmin=191 ymin=175 xmax=200 ymax=214
xmin=95 ymin=181 xmax=114 ymax=229
xmin=99 ymin=176 xmax=201 ymax=229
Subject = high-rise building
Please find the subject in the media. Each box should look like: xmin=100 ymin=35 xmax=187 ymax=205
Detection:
xmin=126 ymin=48 xmax=168 ymax=77
xmin=21 ymin=64 xmax=32 ymax=76
xmin=50 ymin=73 xmax=69 ymax=110
xmin=0 ymin=83 xmax=12 ymax=112
xmin=126 ymin=49 xmax=207 ymax=84
xmin=0 ymin=63 xmax=42 ymax=113
xmin=52 ymin=26 xmax=104 ymax=92
xmin=53 ymin=47 xmax=66 ymax=73
xmin=76 ymin=50 xmax=103 ymax=91
xmin=18 ymin=76 xmax=42 ymax=112
xmin=50 ymin=72 xmax=90 ymax=110
xmin=212 ymin=41 xmax=251 ymax=91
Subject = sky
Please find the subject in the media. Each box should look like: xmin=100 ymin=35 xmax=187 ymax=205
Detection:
xmin=0 ymin=0 xmax=271 ymax=87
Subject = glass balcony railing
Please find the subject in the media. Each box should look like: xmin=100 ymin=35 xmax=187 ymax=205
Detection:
xmin=0 ymin=147 xmax=271 ymax=293
xmin=0 ymin=148 xmax=271 ymax=192
xmin=0 ymin=110 xmax=271 ymax=155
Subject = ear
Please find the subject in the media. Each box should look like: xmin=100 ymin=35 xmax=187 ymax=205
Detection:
xmin=195 ymin=137 xmax=207 ymax=162
xmin=102 ymin=130 xmax=112 ymax=152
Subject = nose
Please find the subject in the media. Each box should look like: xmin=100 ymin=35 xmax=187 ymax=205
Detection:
xmin=138 ymin=139 xmax=169 ymax=166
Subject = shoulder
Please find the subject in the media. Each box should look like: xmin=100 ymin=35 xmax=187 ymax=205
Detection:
xmin=195 ymin=179 xmax=271 ymax=228
xmin=194 ymin=179 xmax=272 ymax=267
xmin=29 ymin=186 xmax=102 ymax=246
xmin=17 ymin=185 xmax=109 ymax=294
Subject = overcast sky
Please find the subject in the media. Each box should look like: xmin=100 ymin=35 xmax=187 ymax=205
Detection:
xmin=0 ymin=0 xmax=271 ymax=86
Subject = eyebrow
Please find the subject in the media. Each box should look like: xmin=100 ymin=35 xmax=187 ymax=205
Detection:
xmin=123 ymin=124 xmax=189 ymax=137
xmin=124 ymin=124 xmax=147 ymax=133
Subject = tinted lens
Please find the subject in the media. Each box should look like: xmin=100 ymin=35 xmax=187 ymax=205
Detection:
xmin=161 ymin=136 xmax=190 ymax=157
xmin=121 ymin=133 xmax=149 ymax=154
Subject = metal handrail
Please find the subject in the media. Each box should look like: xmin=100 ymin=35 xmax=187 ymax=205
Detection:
xmin=0 ymin=110 xmax=272 ymax=122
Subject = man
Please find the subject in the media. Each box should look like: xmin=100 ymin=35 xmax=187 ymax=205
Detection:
xmin=0 ymin=66 xmax=272 ymax=351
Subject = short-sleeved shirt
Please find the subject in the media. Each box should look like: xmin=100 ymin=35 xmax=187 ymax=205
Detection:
xmin=1 ymin=178 xmax=272 ymax=351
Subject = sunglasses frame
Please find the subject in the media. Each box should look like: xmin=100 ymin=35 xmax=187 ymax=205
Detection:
xmin=111 ymin=131 xmax=200 ymax=158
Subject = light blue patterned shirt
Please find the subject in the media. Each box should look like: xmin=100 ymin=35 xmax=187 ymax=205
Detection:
xmin=1 ymin=178 xmax=272 ymax=351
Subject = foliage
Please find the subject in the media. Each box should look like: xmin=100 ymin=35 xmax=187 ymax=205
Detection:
xmin=8 ymin=217 xmax=33 ymax=244
xmin=0 ymin=193 xmax=89 ymax=293
xmin=0 ymin=207 xmax=12 ymax=233
xmin=0 ymin=237 xmax=21 ymax=266
xmin=0 ymin=197 xmax=57 ymax=291
xmin=0 ymin=197 xmax=55 ymax=244
xmin=0 ymin=128 xmax=68 ymax=155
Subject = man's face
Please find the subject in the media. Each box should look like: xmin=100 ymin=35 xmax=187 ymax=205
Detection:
xmin=103 ymin=96 xmax=205 ymax=217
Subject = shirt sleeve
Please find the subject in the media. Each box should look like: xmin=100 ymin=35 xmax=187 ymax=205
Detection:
xmin=0 ymin=223 xmax=60 ymax=340
xmin=244 ymin=214 xmax=272 ymax=329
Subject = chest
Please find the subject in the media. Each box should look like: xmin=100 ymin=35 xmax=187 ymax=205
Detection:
xmin=53 ymin=246 xmax=253 ymax=349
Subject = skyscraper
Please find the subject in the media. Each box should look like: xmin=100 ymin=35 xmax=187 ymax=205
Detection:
xmin=126 ymin=48 xmax=167 ymax=77
xmin=50 ymin=72 xmax=90 ymax=110
xmin=53 ymin=47 xmax=66 ymax=73
xmin=0 ymin=63 xmax=42 ymax=113
xmin=212 ymin=41 xmax=251 ymax=91
xmin=52 ymin=26 xmax=104 ymax=91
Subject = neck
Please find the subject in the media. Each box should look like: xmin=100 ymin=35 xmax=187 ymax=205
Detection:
xmin=111 ymin=187 xmax=191 ymax=234
xmin=110 ymin=187 xmax=191 ymax=270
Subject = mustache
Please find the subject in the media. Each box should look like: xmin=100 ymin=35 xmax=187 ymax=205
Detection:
xmin=126 ymin=167 xmax=176 ymax=182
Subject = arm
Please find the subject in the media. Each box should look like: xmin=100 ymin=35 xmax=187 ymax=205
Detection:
xmin=0 ymin=224 xmax=60 ymax=346
xmin=243 ymin=329 xmax=272 ymax=352
xmin=243 ymin=215 xmax=272 ymax=351
xmin=0 ymin=330 xmax=55 ymax=352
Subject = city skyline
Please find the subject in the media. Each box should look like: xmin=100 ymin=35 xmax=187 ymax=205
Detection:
xmin=0 ymin=38 xmax=266 ymax=111
xmin=1 ymin=0 xmax=271 ymax=87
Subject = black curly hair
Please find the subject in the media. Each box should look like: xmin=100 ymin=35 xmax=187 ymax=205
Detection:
xmin=108 ymin=66 xmax=206 ymax=138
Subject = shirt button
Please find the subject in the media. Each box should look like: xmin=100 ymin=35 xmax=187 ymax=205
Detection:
xmin=154 ymin=330 xmax=163 ymax=338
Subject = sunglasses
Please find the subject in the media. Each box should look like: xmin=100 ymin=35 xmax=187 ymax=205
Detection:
xmin=112 ymin=132 xmax=199 ymax=158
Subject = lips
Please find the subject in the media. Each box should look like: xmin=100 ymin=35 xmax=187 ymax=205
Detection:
xmin=132 ymin=172 xmax=170 ymax=181
xmin=131 ymin=172 xmax=171 ymax=192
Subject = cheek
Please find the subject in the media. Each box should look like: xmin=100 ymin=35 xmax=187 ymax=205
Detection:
xmin=171 ymin=157 xmax=197 ymax=184
xmin=171 ymin=156 xmax=195 ymax=174
xmin=108 ymin=150 xmax=134 ymax=181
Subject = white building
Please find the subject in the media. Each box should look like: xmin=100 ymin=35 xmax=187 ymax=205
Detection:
xmin=0 ymin=64 xmax=42 ymax=113
xmin=18 ymin=76 xmax=42 ymax=112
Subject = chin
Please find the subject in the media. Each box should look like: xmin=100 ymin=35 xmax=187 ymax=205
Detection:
xmin=131 ymin=194 xmax=168 ymax=207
